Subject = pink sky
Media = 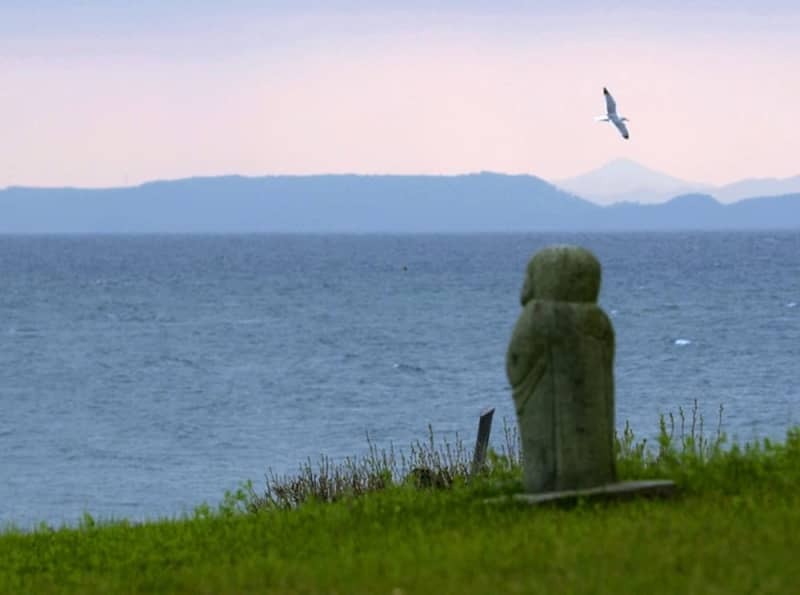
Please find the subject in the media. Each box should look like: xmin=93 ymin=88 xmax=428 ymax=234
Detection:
xmin=1 ymin=7 xmax=798 ymax=188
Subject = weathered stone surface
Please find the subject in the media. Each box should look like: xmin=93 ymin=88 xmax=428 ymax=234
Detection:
xmin=507 ymin=245 xmax=616 ymax=493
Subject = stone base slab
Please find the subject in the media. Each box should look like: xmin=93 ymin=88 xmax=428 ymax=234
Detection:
xmin=487 ymin=480 xmax=677 ymax=507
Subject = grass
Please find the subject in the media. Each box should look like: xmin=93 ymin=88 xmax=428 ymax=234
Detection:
xmin=2 ymin=403 xmax=800 ymax=594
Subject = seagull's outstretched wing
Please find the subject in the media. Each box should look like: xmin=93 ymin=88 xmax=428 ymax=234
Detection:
xmin=612 ymin=117 xmax=629 ymax=139
xmin=603 ymin=87 xmax=617 ymax=117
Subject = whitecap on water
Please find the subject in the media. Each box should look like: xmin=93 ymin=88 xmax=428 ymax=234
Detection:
xmin=786 ymin=302 xmax=797 ymax=309
xmin=392 ymin=362 xmax=425 ymax=373
xmin=8 ymin=326 xmax=38 ymax=336
xmin=674 ymin=339 xmax=692 ymax=346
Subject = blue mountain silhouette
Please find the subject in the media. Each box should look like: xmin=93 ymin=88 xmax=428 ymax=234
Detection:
xmin=1 ymin=173 xmax=798 ymax=232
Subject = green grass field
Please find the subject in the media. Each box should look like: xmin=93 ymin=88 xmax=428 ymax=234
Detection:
xmin=3 ymin=411 xmax=799 ymax=594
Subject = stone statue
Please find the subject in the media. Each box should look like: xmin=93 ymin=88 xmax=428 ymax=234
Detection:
xmin=506 ymin=245 xmax=616 ymax=494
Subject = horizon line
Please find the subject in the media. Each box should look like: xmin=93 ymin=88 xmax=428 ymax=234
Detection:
xmin=2 ymin=162 xmax=799 ymax=193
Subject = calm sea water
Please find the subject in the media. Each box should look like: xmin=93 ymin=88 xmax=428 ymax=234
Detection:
xmin=1 ymin=232 xmax=799 ymax=527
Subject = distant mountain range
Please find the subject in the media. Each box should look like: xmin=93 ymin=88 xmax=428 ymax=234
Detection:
xmin=555 ymin=159 xmax=800 ymax=205
xmin=1 ymin=172 xmax=798 ymax=233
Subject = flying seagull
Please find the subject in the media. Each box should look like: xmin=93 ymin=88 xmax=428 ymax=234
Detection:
xmin=595 ymin=87 xmax=629 ymax=139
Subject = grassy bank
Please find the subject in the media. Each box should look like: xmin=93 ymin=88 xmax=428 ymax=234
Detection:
xmin=2 ymin=409 xmax=799 ymax=594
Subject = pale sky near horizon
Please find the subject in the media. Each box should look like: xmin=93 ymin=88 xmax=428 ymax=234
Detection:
xmin=1 ymin=1 xmax=799 ymax=188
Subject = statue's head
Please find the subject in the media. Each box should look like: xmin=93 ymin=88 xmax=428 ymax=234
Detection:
xmin=520 ymin=245 xmax=601 ymax=306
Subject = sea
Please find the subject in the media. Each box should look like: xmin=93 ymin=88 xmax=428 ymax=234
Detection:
xmin=1 ymin=232 xmax=798 ymax=528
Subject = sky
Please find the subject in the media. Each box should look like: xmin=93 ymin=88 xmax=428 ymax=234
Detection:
xmin=1 ymin=1 xmax=799 ymax=188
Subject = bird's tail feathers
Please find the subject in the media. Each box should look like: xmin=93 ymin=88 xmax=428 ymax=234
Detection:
xmin=594 ymin=116 xmax=610 ymax=122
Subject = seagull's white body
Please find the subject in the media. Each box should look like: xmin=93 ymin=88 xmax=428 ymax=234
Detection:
xmin=595 ymin=87 xmax=629 ymax=139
